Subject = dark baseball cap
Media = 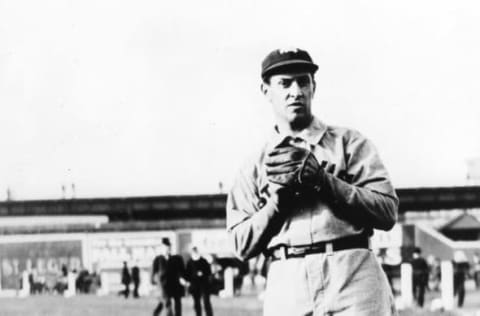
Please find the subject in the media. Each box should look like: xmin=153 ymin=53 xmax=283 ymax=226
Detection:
xmin=261 ymin=48 xmax=318 ymax=80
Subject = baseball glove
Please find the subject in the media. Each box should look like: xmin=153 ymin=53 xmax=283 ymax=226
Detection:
xmin=265 ymin=144 xmax=323 ymax=189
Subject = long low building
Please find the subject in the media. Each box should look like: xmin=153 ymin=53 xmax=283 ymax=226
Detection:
xmin=0 ymin=194 xmax=227 ymax=234
xmin=2 ymin=186 xmax=480 ymax=233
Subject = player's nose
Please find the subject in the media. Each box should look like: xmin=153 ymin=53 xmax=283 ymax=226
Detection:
xmin=288 ymin=81 xmax=304 ymax=98
xmin=288 ymin=81 xmax=305 ymax=100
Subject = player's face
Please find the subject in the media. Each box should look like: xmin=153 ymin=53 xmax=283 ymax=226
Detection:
xmin=262 ymin=72 xmax=315 ymax=130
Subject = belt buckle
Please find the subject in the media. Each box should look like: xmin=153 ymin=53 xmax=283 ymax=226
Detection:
xmin=289 ymin=247 xmax=306 ymax=256
xmin=325 ymin=242 xmax=333 ymax=256
xmin=279 ymin=246 xmax=287 ymax=260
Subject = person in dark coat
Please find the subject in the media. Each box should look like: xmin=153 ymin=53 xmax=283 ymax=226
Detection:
xmin=186 ymin=246 xmax=213 ymax=316
xmin=411 ymin=247 xmax=429 ymax=307
xmin=453 ymin=250 xmax=470 ymax=308
xmin=121 ymin=261 xmax=131 ymax=298
xmin=151 ymin=237 xmax=187 ymax=316
xmin=131 ymin=262 xmax=141 ymax=298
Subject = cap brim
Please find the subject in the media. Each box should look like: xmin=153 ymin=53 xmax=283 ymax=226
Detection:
xmin=262 ymin=60 xmax=318 ymax=78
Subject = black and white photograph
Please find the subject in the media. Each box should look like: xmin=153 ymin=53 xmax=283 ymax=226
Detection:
xmin=1 ymin=1 xmax=480 ymax=315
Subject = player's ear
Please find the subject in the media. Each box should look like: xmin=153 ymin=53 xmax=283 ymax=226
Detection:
xmin=260 ymin=82 xmax=269 ymax=96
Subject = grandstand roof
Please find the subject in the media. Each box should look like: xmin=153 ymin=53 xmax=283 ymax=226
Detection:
xmin=0 ymin=186 xmax=480 ymax=234
xmin=440 ymin=212 xmax=480 ymax=231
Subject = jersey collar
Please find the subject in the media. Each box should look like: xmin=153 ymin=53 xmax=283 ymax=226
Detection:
xmin=268 ymin=116 xmax=328 ymax=149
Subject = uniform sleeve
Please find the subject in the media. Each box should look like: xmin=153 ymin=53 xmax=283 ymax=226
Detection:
xmin=226 ymin=159 xmax=286 ymax=261
xmin=321 ymin=131 xmax=398 ymax=231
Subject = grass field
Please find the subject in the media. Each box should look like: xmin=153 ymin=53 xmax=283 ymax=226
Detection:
xmin=0 ymin=294 xmax=261 ymax=316
xmin=0 ymin=293 xmax=476 ymax=316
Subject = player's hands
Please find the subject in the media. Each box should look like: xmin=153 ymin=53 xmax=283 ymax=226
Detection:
xmin=265 ymin=145 xmax=323 ymax=189
xmin=267 ymin=182 xmax=298 ymax=213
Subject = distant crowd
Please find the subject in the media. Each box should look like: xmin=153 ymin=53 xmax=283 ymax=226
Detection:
xmin=22 ymin=238 xmax=268 ymax=316
xmin=379 ymin=247 xmax=480 ymax=309
xmin=27 ymin=264 xmax=101 ymax=295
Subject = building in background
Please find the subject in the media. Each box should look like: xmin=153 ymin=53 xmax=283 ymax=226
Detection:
xmin=1 ymin=187 xmax=480 ymax=296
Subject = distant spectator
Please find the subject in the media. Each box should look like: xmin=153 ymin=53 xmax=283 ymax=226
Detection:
xmin=121 ymin=261 xmax=131 ymax=298
xmin=28 ymin=271 xmax=35 ymax=295
xmin=427 ymin=255 xmax=441 ymax=291
xmin=76 ymin=269 xmax=91 ymax=294
xmin=453 ymin=251 xmax=470 ymax=308
xmin=473 ymin=253 xmax=480 ymax=289
xmin=377 ymin=248 xmax=394 ymax=291
xmin=186 ymin=246 xmax=213 ymax=316
xmin=29 ymin=269 xmax=47 ymax=294
xmin=233 ymin=261 xmax=249 ymax=296
xmin=61 ymin=264 xmax=68 ymax=277
xmin=51 ymin=266 xmax=67 ymax=295
xmin=411 ymin=247 xmax=429 ymax=307
xmin=89 ymin=270 xmax=101 ymax=294
xmin=151 ymin=237 xmax=187 ymax=316
xmin=208 ymin=258 xmax=223 ymax=295
xmin=131 ymin=262 xmax=140 ymax=298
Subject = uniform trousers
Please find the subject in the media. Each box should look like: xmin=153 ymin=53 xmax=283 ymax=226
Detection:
xmin=263 ymin=248 xmax=397 ymax=316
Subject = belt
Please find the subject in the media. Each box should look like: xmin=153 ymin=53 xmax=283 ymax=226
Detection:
xmin=268 ymin=233 xmax=370 ymax=261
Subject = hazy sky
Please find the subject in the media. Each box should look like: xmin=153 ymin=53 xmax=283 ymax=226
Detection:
xmin=1 ymin=0 xmax=480 ymax=200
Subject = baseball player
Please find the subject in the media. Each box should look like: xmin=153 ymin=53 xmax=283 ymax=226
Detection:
xmin=226 ymin=48 xmax=399 ymax=315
